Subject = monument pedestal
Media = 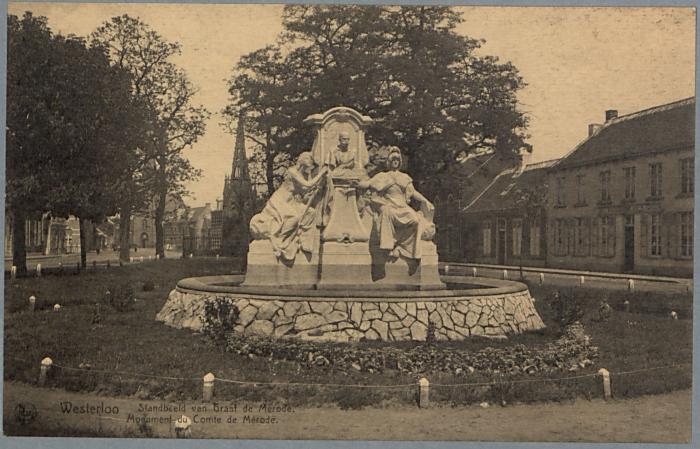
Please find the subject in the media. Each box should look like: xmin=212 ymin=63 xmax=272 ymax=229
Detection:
xmin=243 ymin=239 xmax=319 ymax=288
xmin=370 ymin=241 xmax=444 ymax=290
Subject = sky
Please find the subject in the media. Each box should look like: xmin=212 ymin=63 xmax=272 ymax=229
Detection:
xmin=7 ymin=4 xmax=696 ymax=207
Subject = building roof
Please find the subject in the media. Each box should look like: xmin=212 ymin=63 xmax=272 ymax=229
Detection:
xmin=556 ymin=97 xmax=695 ymax=170
xmin=445 ymin=151 xmax=521 ymax=206
xmin=463 ymin=160 xmax=557 ymax=214
xmin=187 ymin=205 xmax=211 ymax=224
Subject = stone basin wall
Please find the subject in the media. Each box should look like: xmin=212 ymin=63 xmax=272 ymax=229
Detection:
xmin=157 ymin=287 xmax=545 ymax=342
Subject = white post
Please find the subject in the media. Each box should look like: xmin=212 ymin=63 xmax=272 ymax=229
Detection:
xmin=36 ymin=263 xmax=42 ymax=277
xmin=502 ymin=269 xmax=508 ymax=280
xmin=11 ymin=266 xmax=17 ymax=279
xmin=598 ymin=368 xmax=611 ymax=400
xmin=627 ymin=279 xmax=635 ymax=292
xmin=39 ymin=357 xmax=53 ymax=386
xmin=174 ymin=415 xmax=192 ymax=438
xmin=28 ymin=295 xmax=36 ymax=312
xmin=539 ymin=272 xmax=544 ymax=285
xmin=418 ymin=377 xmax=430 ymax=408
xmin=203 ymin=372 xmax=215 ymax=402
xmin=579 ymin=275 xmax=585 ymax=286
xmin=472 ymin=267 xmax=477 ymax=277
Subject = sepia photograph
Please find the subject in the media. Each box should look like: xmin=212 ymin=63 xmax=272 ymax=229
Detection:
xmin=1 ymin=2 xmax=696 ymax=445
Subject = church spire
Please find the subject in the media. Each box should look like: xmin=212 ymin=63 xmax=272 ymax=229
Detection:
xmin=231 ymin=110 xmax=249 ymax=182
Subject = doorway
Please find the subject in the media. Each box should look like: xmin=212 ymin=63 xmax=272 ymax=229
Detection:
xmin=497 ymin=219 xmax=506 ymax=265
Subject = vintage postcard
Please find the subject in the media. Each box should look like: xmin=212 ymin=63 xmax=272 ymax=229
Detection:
xmin=2 ymin=3 xmax=695 ymax=445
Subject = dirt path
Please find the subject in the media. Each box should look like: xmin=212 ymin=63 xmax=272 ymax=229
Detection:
xmin=3 ymin=382 xmax=691 ymax=443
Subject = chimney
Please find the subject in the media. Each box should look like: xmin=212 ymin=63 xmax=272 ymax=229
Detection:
xmin=605 ymin=110 xmax=618 ymax=122
xmin=588 ymin=123 xmax=603 ymax=137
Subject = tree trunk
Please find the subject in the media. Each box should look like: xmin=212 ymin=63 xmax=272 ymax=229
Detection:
xmin=265 ymin=146 xmax=275 ymax=197
xmin=155 ymin=187 xmax=167 ymax=259
xmin=119 ymin=202 xmax=132 ymax=263
xmin=11 ymin=206 xmax=27 ymax=275
xmin=79 ymin=217 xmax=87 ymax=269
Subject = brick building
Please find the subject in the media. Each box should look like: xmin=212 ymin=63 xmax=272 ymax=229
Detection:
xmin=546 ymin=98 xmax=694 ymax=276
xmin=463 ymin=159 xmax=556 ymax=268
xmin=459 ymin=97 xmax=694 ymax=277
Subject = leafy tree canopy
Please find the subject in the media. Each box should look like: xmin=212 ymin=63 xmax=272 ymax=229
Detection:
xmin=225 ymin=5 xmax=529 ymax=198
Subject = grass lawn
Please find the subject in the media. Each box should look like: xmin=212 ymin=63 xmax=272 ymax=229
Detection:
xmin=3 ymin=259 xmax=693 ymax=408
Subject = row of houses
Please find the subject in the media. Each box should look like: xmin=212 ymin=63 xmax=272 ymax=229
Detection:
xmin=4 ymin=198 xmax=214 ymax=256
xmin=436 ymin=97 xmax=694 ymax=278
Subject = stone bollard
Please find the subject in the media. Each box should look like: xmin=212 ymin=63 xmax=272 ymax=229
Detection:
xmin=502 ymin=269 xmax=508 ymax=280
xmin=36 ymin=263 xmax=42 ymax=277
xmin=444 ymin=264 xmax=450 ymax=275
xmin=39 ymin=357 xmax=53 ymax=386
xmin=174 ymin=415 xmax=192 ymax=438
xmin=539 ymin=272 xmax=544 ymax=285
xmin=671 ymin=310 xmax=678 ymax=320
xmin=623 ymin=300 xmax=630 ymax=313
xmin=203 ymin=373 xmax=215 ymax=402
xmin=472 ymin=267 xmax=477 ymax=277
xmin=627 ymin=279 xmax=635 ymax=292
xmin=418 ymin=377 xmax=430 ymax=408
xmin=598 ymin=368 xmax=611 ymax=400
xmin=53 ymin=304 xmax=61 ymax=312
xmin=11 ymin=266 xmax=17 ymax=279
xmin=129 ymin=257 xmax=134 ymax=263
xmin=579 ymin=275 xmax=585 ymax=286
xmin=28 ymin=295 xmax=37 ymax=312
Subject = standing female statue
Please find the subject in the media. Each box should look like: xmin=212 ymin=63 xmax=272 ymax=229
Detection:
xmin=250 ymin=152 xmax=328 ymax=261
xmin=358 ymin=147 xmax=435 ymax=259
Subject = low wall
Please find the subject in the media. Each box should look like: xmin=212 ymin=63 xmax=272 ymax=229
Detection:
xmin=156 ymin=276 xmax=545 ymax=342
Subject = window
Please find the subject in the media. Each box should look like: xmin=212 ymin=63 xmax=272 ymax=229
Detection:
xmin=512 ymin=219 xmax=522 ymax=256
xmin=650 ymin=214 xmax=662 ymax=256
xmin=529 ymin=222 xmax=541 ymax=256
xmin=574 ymin=218 xmax=587 ymax=255
xmin=600 ymin=171 xmax=611 ymax=203
xmin=649 ymin=163 xmax=663 ymax=198
xmin=680 ymin=158 xmax=694 ymax=194
xmin=554 ymin=219 xmax=566 ymax=255
xmin=556 ymin=177 xmax=566 ymax=206
xmin=597 ymin=216 xmax=616 ymax=257
xmin=623 ymin=166 xmax=636 ymax=200
xmin=680 ymin=212 xmax=693 ymax=257
xmin=576 ymin=175 xmax=586 ymax=205
xmin=482 ymin=222 xmax=492 ymax=256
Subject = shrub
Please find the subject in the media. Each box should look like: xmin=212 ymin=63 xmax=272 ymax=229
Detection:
xmin=142 ymin=280 xmax=155 ymax=292
xmin=201 ymin=298 xmax=240 ymax=346
xmin=550 ymin=290 xmax=585 ymax=330
xmin=108 ymin=283 xmax=135 ymax=312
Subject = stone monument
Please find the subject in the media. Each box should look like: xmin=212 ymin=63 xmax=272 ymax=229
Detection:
xmin=244 ymin=106 xmax=443 ymax=289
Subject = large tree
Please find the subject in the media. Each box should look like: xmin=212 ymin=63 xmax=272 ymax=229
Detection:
xmin=6 ymin=12 xmax=150 ymax=272
xmin=225 ymin=5 xmax=529 ymax=198
xmin=92 ymin=15 xmax=209 ymax=261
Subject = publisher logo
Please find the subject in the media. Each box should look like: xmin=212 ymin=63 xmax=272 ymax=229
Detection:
xmin=14 ymin=402 xmax=38 ymax=425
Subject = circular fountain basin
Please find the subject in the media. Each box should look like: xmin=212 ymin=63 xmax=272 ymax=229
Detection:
xmin=156 ymin=275 xmax=545 ymax=341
